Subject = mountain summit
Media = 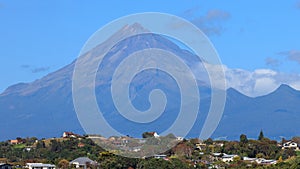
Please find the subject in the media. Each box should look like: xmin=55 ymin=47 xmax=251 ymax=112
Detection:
xmin=1 ymin=23 xmax=300 ymax=140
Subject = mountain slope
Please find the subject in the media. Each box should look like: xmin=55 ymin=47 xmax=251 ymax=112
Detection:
xmin=1 ymin=24 xmax=300 ymax=141
xmin=213 ymin=85 xmax=300 ymax=140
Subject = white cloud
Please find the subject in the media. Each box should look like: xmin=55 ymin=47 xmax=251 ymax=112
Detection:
xmin=290 ymin=81 xmax=300 ymax=90
xmin=253 ymin=77 xmax=278 ymax=96
xmin=226 ymin=68 xmax=300 ymax=97
xmin=194 ymin=63 xmax=300 ymax=97
xmin=254 ymin=69 xmax=277 ymax=76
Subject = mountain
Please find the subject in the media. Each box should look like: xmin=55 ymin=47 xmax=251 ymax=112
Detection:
xmin=213 ymin=84 xmax=300 ymax=140
xmin=1 ymin=23 xmax=300 ymax=141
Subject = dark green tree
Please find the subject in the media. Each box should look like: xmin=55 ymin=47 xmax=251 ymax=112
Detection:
xmin=240 ymin=134 xmax=248 ymax=144
xmin=36 ymin=140 xmax=46 ymax=149
xmin=204 ymin=138 xmax=213 ymax=145
xmin=142 ymin=132 xmax=155 ymax=138
xmin=258 ymin=130 xmax=264 ymax=141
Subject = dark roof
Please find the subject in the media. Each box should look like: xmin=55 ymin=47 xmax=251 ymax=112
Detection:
xmin=70 ymin=157 xmax=97 ymax=165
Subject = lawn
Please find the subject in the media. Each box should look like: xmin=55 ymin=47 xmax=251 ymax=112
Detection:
xmin=13 ymin=143 xmax=26 ymax=149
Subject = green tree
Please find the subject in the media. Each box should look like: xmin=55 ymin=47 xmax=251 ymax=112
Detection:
xmin=36 ymin=140 xmax=46 ymax=149
xmin=240 ymin=134 xmax=248 ymax=144
xmin=50 ymin=140 xmax=61 ymax=152
xmin=58 ymin=159 xmax=69 ymax=169
xmin=283 ymin=149 xmax=296 ymax=159
xmin=204 ymin=138 xmax=213 ymax=145
xmin=258 ymin=130 xmax=264 ymax=141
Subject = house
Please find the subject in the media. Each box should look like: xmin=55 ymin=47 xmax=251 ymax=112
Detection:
xmin=211 ymin=153 xmax=223 ymax=161
xmin=0 ymin=163 xmax=12 ymax=169
xmin=26 ymin=163 xmax=55 ymax=169
xmin=243 ymin=157 xmax=258 ymax=163
xmin=256 ymin=158 xmax=277 ymax=165
xmin=120 ymin=137 xmax=130 ymax=144
xmin=148 ymin=132 xmax=159 ymax=138
xmin=260 ymin=159 xmax=277 ymax=165
xmin=154 ymin=154 xmax=167 ymax=159
xmin=221 ymin=154 xmax=239 ymax=162
xmin=176 ymin=137 xmax=184 ymax=141
xmin=62 ymin=132 xmax=81 ymax=138
xmin=282 ymin=141 xmax=299 ymax=150
xmin=195 ymin=142 xmax=206 ymax=151
xmin=9 ymin=139 xmax=22 ymax=145
xmin=24 ymin=146 xmax=33 ymax=152
xmin=87 ymin=135 xmax=106 ymax=140
xmin=69 ymin=157 xmax=97 ymax=169
xmin=130 ymin=146 xmax=141 ymax=152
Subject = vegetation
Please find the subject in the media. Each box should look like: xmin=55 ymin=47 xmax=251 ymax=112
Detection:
xmin=0 ymin=137 xmax=103 ymax=164
xmin=258 ymin=130 xmax=264 ymax=141
xmin=1 ymin=132 xmax=300 ymax=169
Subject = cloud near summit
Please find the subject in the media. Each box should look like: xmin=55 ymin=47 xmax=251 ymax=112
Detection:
xmin=195 ymin=63 xmax=300 ymax=97
xmin=226 ymin=67 xmax=300 ymax=97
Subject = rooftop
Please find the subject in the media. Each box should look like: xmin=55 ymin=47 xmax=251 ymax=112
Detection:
xmin=70 ymin=157 xmax=97 ymax=165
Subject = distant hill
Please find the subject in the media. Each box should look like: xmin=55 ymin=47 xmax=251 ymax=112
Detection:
xmin=1 ymin=24 xmax=300 ymax=141
xmin=214 ymin=84 xmax=300 ymax=140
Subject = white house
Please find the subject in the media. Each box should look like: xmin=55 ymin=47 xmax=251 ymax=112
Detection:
xmin=153 ymin=132 xmax=159 ymax=138
xmin=243 ymin=157 xmax=258 ymax=163
xmin=195 ymin=142 xmax=206 ymax=151
xmin=176 ymin=137 xmax=184 ymax=141
xmin=154 ymin=154 xmax=167 ymax=159
xmin=256 ymin=158 xmax=277 ymax=165
xmin=62 ymin=132 xmax=81 ymax=138
xmin=282 ymin=141 xmax=299 ymax=150
xmin=221 ymin=154 xmax=239 ymax=162
xmin=26 ymin=163 xmax=55 ymax=169
xmin=131 ymin=146 xmax=141 ymax=152
xmin=69 ymin=157 xmax=97 ymax=169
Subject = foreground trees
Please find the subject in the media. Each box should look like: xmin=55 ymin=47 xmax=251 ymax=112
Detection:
xmin=1 ymin=132 xmax=300 ymax=169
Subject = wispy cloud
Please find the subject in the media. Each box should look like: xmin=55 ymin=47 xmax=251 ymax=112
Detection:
xmin=20 ymin=65 xmax=50 ymax=73
xmin=183 ymin=6 xmax=200 ymax=18
xmin=192 ymin=10 xmax=230 ymax=35
xmin=182 ymin=8 xmax=231 ymax=36
xmin=278 ymin=50 xmax=300 ymax=64
xmin=31 ymin=67 xmax=50 ymax=73
xmin=204 ymin=10 xmax=231 ymax=21
xmin=265 ymin=57 xmax=280 ymax=67
xmin=20 ymin=64 xmax=30 ymax=69
xmin=192 ymin=10 xmax=230 ymax=36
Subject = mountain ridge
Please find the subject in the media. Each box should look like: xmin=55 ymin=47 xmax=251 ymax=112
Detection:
xmin=1 ymin=24 xmax=300 ymax=141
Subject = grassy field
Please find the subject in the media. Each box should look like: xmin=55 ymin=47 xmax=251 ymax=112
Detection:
xmin=13 ymin=143 xmax=26 ymax=149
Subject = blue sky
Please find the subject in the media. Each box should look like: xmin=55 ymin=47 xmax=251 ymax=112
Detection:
xmin=1 ymin=0 xmax=300 ymax=96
